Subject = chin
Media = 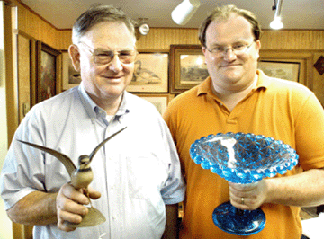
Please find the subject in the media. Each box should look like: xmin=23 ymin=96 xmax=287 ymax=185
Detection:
xmin=220 ymin=74 xmax=243 ymax=83
xmin=101 ymin=85 xmax=126 ymax=97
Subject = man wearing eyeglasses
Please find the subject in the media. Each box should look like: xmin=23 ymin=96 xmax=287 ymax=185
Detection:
xmin=0 ymin=4 xmax=184 ymax=239
xmin=164 ymin=4 xmax=324 ymax=239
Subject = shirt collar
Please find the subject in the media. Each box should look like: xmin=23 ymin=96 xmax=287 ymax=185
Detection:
xmin=197 ymin=69 xmax=269 ymax=97
xmin=77 ymin=82 xmax=130 ymax=121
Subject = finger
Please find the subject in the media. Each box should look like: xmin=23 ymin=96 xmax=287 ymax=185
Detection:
xmin=229 ymin=196 xmax=253 ymax=210
xmin=57 ymin=196 xmax=89 ymax=217
xmin=58 ymin=207 xmax=85 ymax=223
xmin=87 ymin=186 xmax=101 ymax=200
xmin=229 ymin=184 xmax=254 ymax=199
xmin=57 ymin=198 xmax=88 ymax=230
xmin=57 ymin=183 xmax=89 ymax=219
xmin=58 ymin=216 xmax=77 ymax=232
xmin=229 ymin=182 xmax=258 ymax=191
xmin=61 ymin=183 xmax=90 ymax=205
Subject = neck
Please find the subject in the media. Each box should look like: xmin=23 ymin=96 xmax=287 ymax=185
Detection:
xmin=212 ymin=76 xmax=257 ymax=111
xmin=88 ymin=92 xmax=123 ymax=115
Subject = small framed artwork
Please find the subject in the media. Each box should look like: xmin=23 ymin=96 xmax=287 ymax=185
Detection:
xmin=137 ymin=94 xmax=174 ymax=115
xmin=258 ymin=60 xmax=301 ymax=82
xmin=62 ymin=51 xmax=81 ymax=90
xmin=126 ymin=50 xmax=168 ymax=93
xmin=169 ymin=45 xmax=209 ymax=93
xmin=36 ymin=41 xmax=61 ymax=103
xmin=314 ymin=56 xmax=324 ymax=75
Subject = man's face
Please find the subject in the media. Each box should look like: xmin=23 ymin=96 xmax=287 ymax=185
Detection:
xmin=202 ymin=14 xmax=261 ymax=92
xmin=71 ymin=22 xmax=136 ymax=101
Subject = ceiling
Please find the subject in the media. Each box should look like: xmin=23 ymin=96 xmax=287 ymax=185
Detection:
xmin=21 ymin=0 xmax=324 ymax=30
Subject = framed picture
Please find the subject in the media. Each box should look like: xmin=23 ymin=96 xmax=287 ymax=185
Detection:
xmin=36 ymin=41 xmax=61 ymax=103
xmin=169 ymin=45 xmax=209 ymax=93
xmin=126 ymin=50 xmax=168 ymax=93
xmin=136 ymin=94 xmax=174 ymax=115
xmin=258 ymin=60 xmax=301 ymax=82
xmin=62 ymin=51 xmax=81 ymax=90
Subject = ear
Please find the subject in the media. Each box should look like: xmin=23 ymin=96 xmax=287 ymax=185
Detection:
xmin=68 ymin=44 xmax=81 ymax=72
xmin=255 ymin=40 xmax=261 ymax=59
xmin=202 ymin=47 xmax=207 ymax=64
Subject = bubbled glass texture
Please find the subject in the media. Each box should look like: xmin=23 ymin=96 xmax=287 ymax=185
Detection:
xmin=190 ymin=132 xmax=299 ymax=184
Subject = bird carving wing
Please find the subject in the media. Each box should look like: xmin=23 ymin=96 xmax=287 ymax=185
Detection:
xmin=17 ymin=140 xmax=76 ymax=177
xmin=89 ymin=127 xmax=127 ymax=162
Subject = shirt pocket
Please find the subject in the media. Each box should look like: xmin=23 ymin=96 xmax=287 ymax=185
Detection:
xmin=127 ymin=153 xmax=168 ymax=199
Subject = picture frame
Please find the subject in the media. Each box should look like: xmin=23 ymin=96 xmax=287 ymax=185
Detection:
xmin=169 ymin=44 xmax=209 ymax=93
xmin=136 ymin=94 xmax=174 ymax=115
xmin=17 ymin=32 xmax=34 ymax=122
xmin=36 ymin=41 xmax=61 ymax=103
xmin=258 ymin=60 xmax=301 ymax=82
xmin=62 ymin=50 xmax=81 ymax=90
xmin=126 ymin=50 xmax=168 ymax=93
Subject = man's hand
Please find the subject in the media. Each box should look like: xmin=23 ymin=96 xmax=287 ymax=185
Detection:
xmin=56 ymin=183 xmax=101 ymax=232
xmin=229 ymin=181 xmax=267 ymax=210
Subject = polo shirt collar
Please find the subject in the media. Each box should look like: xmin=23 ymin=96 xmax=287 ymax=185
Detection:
xmin=197 ymin=69 xmax=270 ymax=97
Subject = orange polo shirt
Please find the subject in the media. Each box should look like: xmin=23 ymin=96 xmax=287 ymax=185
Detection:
xmin=164 ymin=70 xmax=324 ymax=239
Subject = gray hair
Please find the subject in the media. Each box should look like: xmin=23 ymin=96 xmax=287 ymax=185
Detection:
xmin=72 ymin=4 xmax=136 ymax=44
xmin=199 ymin=4 xmax=261 ymax=47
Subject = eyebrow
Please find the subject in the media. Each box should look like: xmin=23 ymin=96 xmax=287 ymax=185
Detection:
xmin=210 ymin=40 xmax=249 ymax=46
xmin=94 ymin=48 xmax=136 ymax=51
xmin=94 ymin=48 xmax=135 ymax=52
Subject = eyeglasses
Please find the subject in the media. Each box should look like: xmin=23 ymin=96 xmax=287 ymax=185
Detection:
xmin=79 ymin=42 xmax=138 ymax=65
xmin=206 ymin=41 xmax=255 ymax=58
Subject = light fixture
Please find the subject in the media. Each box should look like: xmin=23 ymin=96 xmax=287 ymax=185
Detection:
xmin=270 ymin=0 xmax=283 ymax=30
xmin=171 ymin=0 xmax=201 ymax=25
xmin=138 ymin=18 xmax=149 ymax=36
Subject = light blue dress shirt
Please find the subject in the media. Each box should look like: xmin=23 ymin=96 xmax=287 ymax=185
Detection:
xmin=0 ymin=83 xmax=185 ymax=239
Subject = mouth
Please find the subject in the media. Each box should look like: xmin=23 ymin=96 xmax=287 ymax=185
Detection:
xmin=220 ymin=64 xmax=241 ymax=67
xmin=104 ymin=75 xmax=123 ymax=79
xmin=100 ymin=75 xmax=124 ymax=85
xmin=102 ymin=75 xmax=124 ymax=81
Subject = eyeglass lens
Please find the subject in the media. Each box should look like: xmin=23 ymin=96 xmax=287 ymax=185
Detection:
xmin=93 ymin=49 xmax=137 ymax=65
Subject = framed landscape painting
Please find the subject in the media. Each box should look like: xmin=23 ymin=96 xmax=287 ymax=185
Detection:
xmin=258 ymin=60 xmax=300 ymax=82
xmin=126 ymin=50 xmax=168 ymax=93
xmin=36 ymin=41 xmax=61 ymax=102
xmin=169 ymin=45 xmax=208 ymax=93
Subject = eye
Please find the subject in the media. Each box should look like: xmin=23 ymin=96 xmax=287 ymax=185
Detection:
xmin=95 ymin=50 xmax=114 ymax=58
xmin=119 ymin=51 xmax=132 ymax=57
xmin=233 ymin=43 xmax=246 ymax=50
xmin=211 ymin=46 xmax=224 ymax=53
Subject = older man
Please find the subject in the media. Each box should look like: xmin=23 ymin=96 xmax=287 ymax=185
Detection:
xmin=1 ymin=4 xmax=184 ymax=239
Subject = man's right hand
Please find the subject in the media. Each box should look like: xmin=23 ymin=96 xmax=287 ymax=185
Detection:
xmin=56 ymin=183 xmax=101 ymax=232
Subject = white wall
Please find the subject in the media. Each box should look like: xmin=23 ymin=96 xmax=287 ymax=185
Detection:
xmin=0 ymin=2 xmax=13 ymax=239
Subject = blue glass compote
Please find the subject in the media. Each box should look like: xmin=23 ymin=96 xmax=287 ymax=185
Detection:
xmin=190 ymin=132 xmax=299 ymax=235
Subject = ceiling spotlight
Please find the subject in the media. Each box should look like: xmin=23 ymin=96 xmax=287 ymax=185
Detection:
xmin=270 ymin=16 xmax=283 ymax=30
xmin=270 ymin=0 xmax=283 ymax=30
xmin=138 ymin=18 xmax=149 ymax=36
xmin=171 ymin=0 xmax=201 ymax=25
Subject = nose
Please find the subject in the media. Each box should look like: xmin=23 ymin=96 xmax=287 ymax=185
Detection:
xmin=108 ymin=54 xmax=123 ymax=72
xmin=222 ymin=48 xmax=237 ymax=61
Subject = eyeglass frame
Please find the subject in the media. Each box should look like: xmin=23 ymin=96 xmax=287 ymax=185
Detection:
xmin=204 ymin=40 xmax=256 ymax=58
xmin=77 ymin=41 xmax=138 ymax=66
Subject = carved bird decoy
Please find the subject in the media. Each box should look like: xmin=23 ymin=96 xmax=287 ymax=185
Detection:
xmin=17 ymin=127 xmax=126 ymax=227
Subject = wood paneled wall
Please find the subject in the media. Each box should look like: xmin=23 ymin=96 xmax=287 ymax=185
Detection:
xmin=16 ymin=2 xmax=324 ymax=51
xmin=33 ymin=28 xmax=324 ymax=51
xmin=15 ymin=1 xmax=324 ymax=105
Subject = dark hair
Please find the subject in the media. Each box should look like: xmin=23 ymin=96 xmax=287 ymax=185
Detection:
xmin=72 ymin=4 xmax=136 ymax=43
xmin=199 ymin=4 xmax=261 ymax=47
